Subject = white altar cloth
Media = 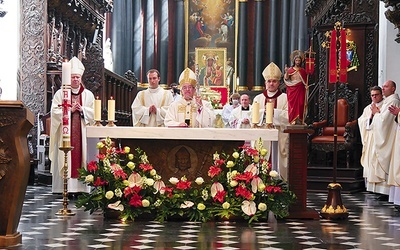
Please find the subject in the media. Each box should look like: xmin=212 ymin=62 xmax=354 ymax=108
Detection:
xmin=86 ymin=126 xmax=279 ymax=141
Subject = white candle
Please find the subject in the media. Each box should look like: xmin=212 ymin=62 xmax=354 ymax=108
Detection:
xmin=108 ymin=96 xmax=115 ymax=121
xmin=236 ymin=76 xmax=240 ymax=87
xmin=62 ymin=61 xmax=71 ymax=85
xmin=266 ymin=101 xmax=274 ymax=124
xmin=94 ymin=97 xmax=101 ymax=121
xmin=251 ymin=101 xmax=260 ymax=124
xmin=61 ymin=88 xmax=71 ymax=147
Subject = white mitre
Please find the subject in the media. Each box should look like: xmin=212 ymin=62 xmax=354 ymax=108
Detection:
xmin=178 ymin=68 xmax=197 ymax=87
xmin=262 ymin=62 xmax=282 ymax=81
xmin=70 ymin=56 xmax=85 ymax=75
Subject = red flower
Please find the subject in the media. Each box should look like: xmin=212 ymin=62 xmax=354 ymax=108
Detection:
xmin=128 ymin=193 xmax=143 ymax=207
xmin=208 ymin=166 xmax=222 ymax=178
xmin=113 ymin=169 xmax=127 ymax=180
xmin=124 ymin=186 xmax=142 ymax=197
xmin=240 ymin=145 xmax=259 ymax=156
xmin=139 ymin=163 xmax=154 ymax=172
xmin=214 ymin=159 xmax=225 ymax=166
xmin=96 ymin=154 xmax=106 ymax=160
xmin=265 ymin=185 xmax=282 ymax=194
xmin=176 ymin=180 xmax=192 ymax=190
xmin=235 ymin=185 xmax=253 ymax=200
xmin=233 ymin=172 xmax=254 ymax=183
xmin=213 ymin=190 xmax=227 ymax=203
xmin=87 ymin=161 xmax=98 ymax=172
xmin=93 ymin=177 xmax=108 ymax=187
xmin=160 ymin=187 xmax=173 ymax=198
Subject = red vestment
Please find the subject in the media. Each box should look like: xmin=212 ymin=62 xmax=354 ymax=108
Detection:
xmin=285 ymin=67 xmax=307 ymax=124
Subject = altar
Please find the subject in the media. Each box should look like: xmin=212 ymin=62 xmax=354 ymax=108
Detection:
xmin=86 ymin=127 xmax=278 ymax=180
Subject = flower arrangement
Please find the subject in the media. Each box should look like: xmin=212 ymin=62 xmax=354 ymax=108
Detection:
xmin=76 ymin=137 xmax=296 ymax=223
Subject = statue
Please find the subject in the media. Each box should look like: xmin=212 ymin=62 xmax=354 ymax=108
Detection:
xmin=284 ymin=50 xmax=308 ymax=125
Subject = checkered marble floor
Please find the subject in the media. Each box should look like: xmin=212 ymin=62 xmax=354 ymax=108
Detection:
xmin=3 ymin=185 xmax=400 ymax=249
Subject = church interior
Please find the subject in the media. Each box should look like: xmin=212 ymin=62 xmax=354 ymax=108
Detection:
xmin=1 ymin=0 xmax=400 ymax=249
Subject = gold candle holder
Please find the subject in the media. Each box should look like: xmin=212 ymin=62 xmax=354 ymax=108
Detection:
xmin=94 ymin=120 xmax=103 ymax=126
xmin=106 ymin=120 xmax=117 ymax=127
xmin=55 ymin=146 xmax=75 ymax=216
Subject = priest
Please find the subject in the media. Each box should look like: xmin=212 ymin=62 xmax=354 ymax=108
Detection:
xmin=251 ymin=62 xmax=289 ymax=180
xmin=49 ymin=57 xmax=95 ymax=194
xmin=164 ymin=68 xmax=215 ymax=127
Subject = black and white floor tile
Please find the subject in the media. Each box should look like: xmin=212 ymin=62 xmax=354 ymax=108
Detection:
xmin=2 ymin=185 xmax=400 ymax=249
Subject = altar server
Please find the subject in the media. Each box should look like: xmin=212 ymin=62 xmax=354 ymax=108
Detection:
xmin=131 ymin=69 xmax=173 ymax=126
xmin=164 ymin=68 xmax=215 ymax=127
xmin=49 ymin=57 xmax=94 ymax=194
xmin=251 ymin=62 xmax=289 ymax=180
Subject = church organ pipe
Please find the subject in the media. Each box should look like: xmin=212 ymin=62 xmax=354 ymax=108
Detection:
xmin=289 ymin=1 xmax=298 ymax=53
xmin=268 ymin=0 xmax=278 ymax=64
xmin=297 ymin=0 xmax=307 ymax=51
xmin=159 ymin=0 xmax=169 ymax=84
xmin=238 ymin=0 xmax=248 ymax=91
xmin=174 ymin=0 xmax=185 ymax=81
xmin=280 ymin=0 xmax=290 ymax=70
xmin=253 ymin=0 xmax=264 ymax=91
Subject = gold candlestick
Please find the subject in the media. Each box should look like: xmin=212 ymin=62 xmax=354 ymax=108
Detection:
xmin=55 ymin=146 xmax=75 ymax=216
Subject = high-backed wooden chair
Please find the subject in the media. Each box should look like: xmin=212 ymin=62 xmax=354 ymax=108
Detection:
xmin=309 ymin=84 xmax=359 ymax=168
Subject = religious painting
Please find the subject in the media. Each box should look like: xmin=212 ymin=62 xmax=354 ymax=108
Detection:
xmin=195 ymin=47 xmax=227 ymax=87
xmin=186 ymin=0 xmax=236 ymax=78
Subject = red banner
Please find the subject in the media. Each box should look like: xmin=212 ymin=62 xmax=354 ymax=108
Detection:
xmin=339 ymin=29 xmax=348 ymax=83
xmin=305 ymin=57 xmax=315 ymax=75
xmin=329 ymin=29 xmax=337 ymax=83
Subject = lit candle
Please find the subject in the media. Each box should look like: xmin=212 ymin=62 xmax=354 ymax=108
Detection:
xmin=236 ymin=76 xmax=240 ymax=88
xmin=62 ymin=61 xmax=71 ymax=85
xmin=251 ymin=101 xmax=260 ymax=124
xmin=265 ymin=101 xmax=274 ymax=124
xmin=108 ymin=96 xmax=115 ymax=121
xmin=94 ymin=96 xmax=101 ymax=121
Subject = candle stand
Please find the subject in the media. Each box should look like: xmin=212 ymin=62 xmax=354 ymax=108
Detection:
xmin=94 ymin=120 xmax=103 ymax=126
xmin=106 ymin=120 xmax=117 ymax=127
xmin=55 ymin=146 xmax=75 ymax=216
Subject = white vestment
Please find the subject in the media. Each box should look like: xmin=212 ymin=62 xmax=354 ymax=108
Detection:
xmin=358 ymin=101 xmax=388 ymax=193
xmin=251 ymin=92 xmax=289 ymax=180
xmin=49 ymin=88 xmax=94 ymax=193
xmin=370 ymin=93 xmax=400 ymax=195
xmin=221 ymin=104 xmax=238 ymax=128
xmin=164 ymin=98 xmax=215 ymax=127
xmin=131 ymin=87 xmax=173 ymax=127
xmin=389 ymin=116 xmax=400 ymax=206
xmin=229 ymin=105 xmax=252 ymax=129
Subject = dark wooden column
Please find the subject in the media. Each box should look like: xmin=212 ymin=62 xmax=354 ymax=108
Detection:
xmin=284 ymin=127 xmax=319 ymax=219
xmin=0 ymin=101 xmax=34 ymax=246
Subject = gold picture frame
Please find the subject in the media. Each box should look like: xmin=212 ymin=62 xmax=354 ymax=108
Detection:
xmin=195 ymin=47 xmax=227 ymax=87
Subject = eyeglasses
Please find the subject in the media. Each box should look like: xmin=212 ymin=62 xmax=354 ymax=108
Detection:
xmin=181 ymin=86 xmax=194 ymax=91
xmin=371 ymin=94 xmax=381 ymax=97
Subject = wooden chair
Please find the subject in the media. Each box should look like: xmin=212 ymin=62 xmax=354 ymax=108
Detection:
xmin=309 ymin=84 xmax=359 ymax=168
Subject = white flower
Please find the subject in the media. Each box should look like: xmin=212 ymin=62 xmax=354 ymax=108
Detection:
xmin=142 ymin=199 xmax=150 ymax=207
xmin=126 ymin=161 xmax=135 ymax=170
xmin=169 ymin=177 xmax=179 ymax=185
xmin=258 ymin=202 xmax=267 ymax=211
xmin=140 ymin=153 xmax=149 ymax=163
xmin=128 ymin=153 xmax=134 ymax=160
xmin=154 ymin=180 xmax=166 ymax=194
xmin=115 ymin=188 xmax=122 ymax=197
xmin=145 ymin=178 xmax=155 ymax=186
xmin=241 ymin=200 xmax=256 ymax=216
xmin=105 ymin=191 xmax=114 ymax=200
xmin=230 ymin=180 xmax=238 ymax=187
xmin=108 ymin=200 xmax=124 ymax=211
xmin=213 ymin=152 xmax=220 ymax=160
xmin=211 ymin=182 xmax=224 ymax=197
xmin=150 ymin=169 xmax=157 ymax=176
xmin=245 ymin=163 xmax=258 ymax=176
xmin=251 ymin=176 xmax=264 ymax=193
xmin=197 ymin=203 xmax=206 ymax=210
xmin=260 ymin=148 xmax=268 ymax=156
xmin=222 ymin=202 xmax=230 ymax=209
xmin=124 ymin=146 xmax=130 ymax=153
xmin=180 ymin=201 xmax=194 ymax=208
xmin=85 ymin=174 xmax=94 ymax=183
xmin=232 ymin=151 xmax=240 ymax=159
xmin=128 ymin=172 xmax=144 ymax=188
xmin=201 ymin=189 xmax=208 ymax=201
xmin=226 ymin=160 xmax=235 ymax=168
xmin=195 ymin=177 xmax=204 ymax=185
xmin=269 ymin=170 xmax=279 ymax=178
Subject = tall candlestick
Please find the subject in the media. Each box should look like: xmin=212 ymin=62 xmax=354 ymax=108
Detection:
xmin=62 ymin=61 xmax=71 ymax=86
xmin=265 ymin=101 xmax=274 ymax=124
xmin=251 ymin=101 xmax=260 ymax=124
xmin=108 ymin=96 xmax=115 ymax=121
xmin=94 ymin=97 xmax=101 ymax=121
